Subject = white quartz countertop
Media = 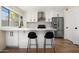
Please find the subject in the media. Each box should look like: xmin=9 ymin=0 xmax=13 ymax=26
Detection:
xmin=0 ymin=27 xmax=57 ymax=31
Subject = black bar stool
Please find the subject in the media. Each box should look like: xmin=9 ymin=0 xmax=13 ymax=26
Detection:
xmin=27 ymin=32 xmax=38 ymax=53
xmin=44 ymin=31 xmax=55 ymax=53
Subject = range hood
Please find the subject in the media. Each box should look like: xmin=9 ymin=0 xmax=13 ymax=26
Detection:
xmin=38 ymin=11 xmax=46 ymax=22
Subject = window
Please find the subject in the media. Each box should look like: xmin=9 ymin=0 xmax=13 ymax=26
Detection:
xmin=9 ymin=11 xmax=18 ymax=27
xmin=1 ymin=7 xmax=9 ymax=26
xmin=1 ymin=6 xmax=19 ymax=27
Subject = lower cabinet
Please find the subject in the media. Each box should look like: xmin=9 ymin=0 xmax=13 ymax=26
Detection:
xmin=6 ymin=31 xmax=19 ymax=47
xmin=19 ymin=31 xmax=28 ymax=48
xmin=6 ymin=31 xmax=28 ymax=48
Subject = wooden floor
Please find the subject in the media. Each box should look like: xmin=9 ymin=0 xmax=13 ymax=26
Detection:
xmin=1 ymin=38 xmax=79 ymax=53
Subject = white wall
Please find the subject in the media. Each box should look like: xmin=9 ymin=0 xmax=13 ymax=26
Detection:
xmin=0 ymin=6 xmax=1 ymax=27
xmin=5 ymin=6 xmax=24 ymax=16
xmin=0 ymin=31 xmax=6 ymax=51
xmin=64 ymin=7 xmax=79 ymax=44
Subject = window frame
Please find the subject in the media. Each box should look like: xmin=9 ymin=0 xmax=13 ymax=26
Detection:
xmin=1 ymin=6 xmax=9 ymax=26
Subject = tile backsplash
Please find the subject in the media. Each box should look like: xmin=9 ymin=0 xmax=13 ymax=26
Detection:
xmin=26 ymin=22 xmax=52 ymax=28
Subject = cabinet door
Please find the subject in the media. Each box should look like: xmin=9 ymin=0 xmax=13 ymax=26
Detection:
xmin=6 ymin=31 xmax=19 ymax=47
xmin=19 ymin=31 xmax=27 ymax=48
xmin=12 ymin=31 xmax=19 ymax=47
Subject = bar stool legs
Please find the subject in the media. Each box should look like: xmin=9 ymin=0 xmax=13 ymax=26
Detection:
xmin=44 ymin=38 xmax=55 ymax=53
xmin=36 ymin=38 xmax=38 ymax=52
xmin=44 ymin=38 xmax=46 ymax=52
xmin=51 ymin=38 xmax=53 ymax=52
xmin=27 ymin=38 xmax=38 ymax=53
xmin=27 ymin=39 xmax=31 ymax=53
xmin=53 ymin=38 xmax=55 ymax=53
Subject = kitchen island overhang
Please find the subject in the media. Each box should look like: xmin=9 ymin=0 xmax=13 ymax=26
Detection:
xmin=0 ymin=27 xmax=57 ymax=31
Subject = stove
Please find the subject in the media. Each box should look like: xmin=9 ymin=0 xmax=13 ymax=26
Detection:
xmin=38 ymin=25 xmax=46 ymax=29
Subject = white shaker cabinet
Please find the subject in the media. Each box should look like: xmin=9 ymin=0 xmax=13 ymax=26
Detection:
xmin=19 ymin=31 xmax=28 ymax=48
xmin=6 ymin=31 xmax=19 ymax=47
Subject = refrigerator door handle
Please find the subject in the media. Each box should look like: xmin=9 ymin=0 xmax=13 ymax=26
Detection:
xmin=57 ymin=20 xmax=59 ymax=30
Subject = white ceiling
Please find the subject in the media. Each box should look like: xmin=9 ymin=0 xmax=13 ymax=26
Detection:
xmin=18 ymin=6 xmax=65 ymax=12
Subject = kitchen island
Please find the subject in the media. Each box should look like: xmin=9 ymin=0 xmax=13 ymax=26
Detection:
xmin=0 ymin=27 xmax=56 ymax=48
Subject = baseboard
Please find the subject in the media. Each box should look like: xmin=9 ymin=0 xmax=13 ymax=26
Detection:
xmin=6 ymin=46 xmax=19 ymax=48
xmin=64 ymin=39 xmax=79 ymax=46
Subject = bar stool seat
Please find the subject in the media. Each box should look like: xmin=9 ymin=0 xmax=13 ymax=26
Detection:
xmin=45 ymin=32 xmax=54 ymax=38
xmin=28 ymin=32 xmax=37 ymax=39
xmin=27 ymin=32 xmax=38 ymax=53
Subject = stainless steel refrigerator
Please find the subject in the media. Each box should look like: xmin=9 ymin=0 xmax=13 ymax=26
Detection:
xmin=52 ymin=17 xmax=64 ymax=38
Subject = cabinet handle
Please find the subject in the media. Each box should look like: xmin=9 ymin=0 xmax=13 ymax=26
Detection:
xmin=10 ymin=32 xmax=13 ymax=36
xmin=23 ymin=31 xmax=25 ymax=33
